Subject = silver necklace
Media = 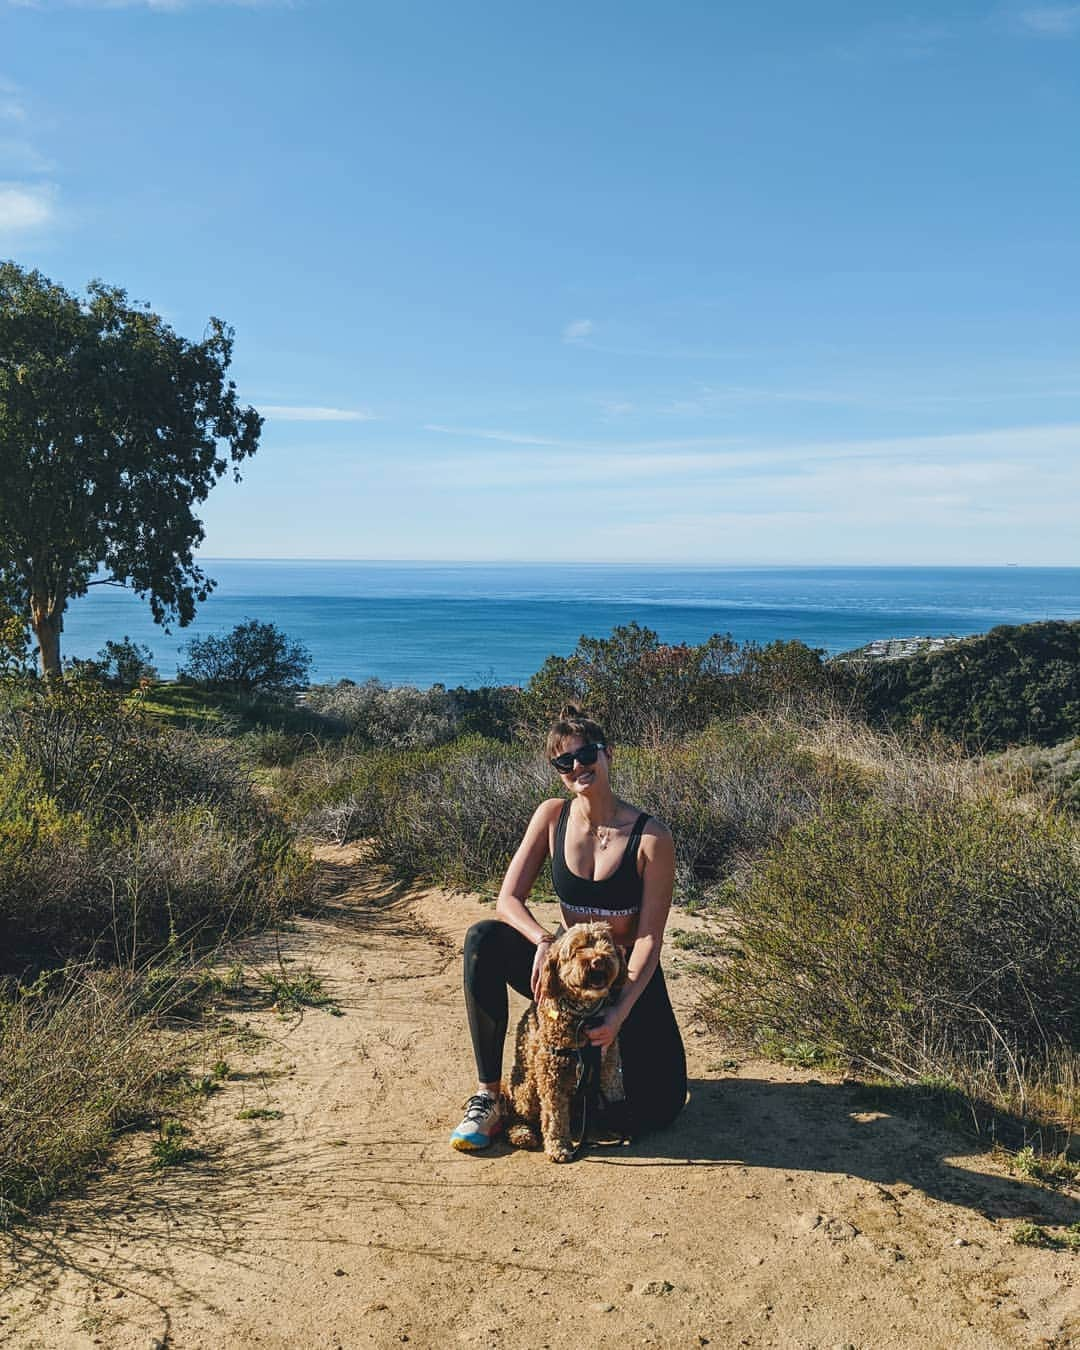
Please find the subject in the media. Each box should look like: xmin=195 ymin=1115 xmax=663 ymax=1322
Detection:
xmin=575 ymin=808 xmax=623 ymax=850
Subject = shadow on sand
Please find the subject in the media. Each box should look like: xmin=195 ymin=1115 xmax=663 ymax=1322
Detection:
xmin=584 ymin=1073 xmax=1080 ymax=1227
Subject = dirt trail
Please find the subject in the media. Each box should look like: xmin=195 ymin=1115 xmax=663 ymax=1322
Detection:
xmin=2 ymin=844 xmax=1077 ymax=1350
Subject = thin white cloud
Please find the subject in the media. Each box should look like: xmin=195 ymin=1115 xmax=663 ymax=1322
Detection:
xmin=423 ymin=423 xmax=568 ymax=447
xmin=424 ymin=422 xmax=753 ymax=452
xmin=414 ymin=425 xmax=1080 ymax=526
xmin=1016 ymin=5 xmax=1080 ymax=34
xmin=562 ymin=318 xmax=594 ymax=345
xmin=421 ymin=420 xmax=1080 ymax=465
xmin=260 ymin=405 xmax=376 ymax=422
xmin=0 ymin=180 xmax=56 ymax=230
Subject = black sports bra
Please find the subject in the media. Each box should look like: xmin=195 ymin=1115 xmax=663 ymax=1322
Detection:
xmin=551 ymin=799 xmax=650 ymax=918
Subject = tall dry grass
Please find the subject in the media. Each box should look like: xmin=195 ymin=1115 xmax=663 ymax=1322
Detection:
xmin=0 ymin=966 xmax=186 ymax=1224
xmin=0 ymin=677 xmax=316 ymax=1223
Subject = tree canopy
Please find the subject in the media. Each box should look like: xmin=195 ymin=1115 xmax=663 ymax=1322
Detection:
xmin=0 ymin=263 xmax=261 ymax=680
xmin=180 ymin=619 xmax=312 ymax=694
xmin=517 ymin=621 xmax=829 ymax=743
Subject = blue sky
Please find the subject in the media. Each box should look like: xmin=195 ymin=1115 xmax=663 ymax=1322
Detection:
xmin=2 ymin=0 xmax=1079 ymax=564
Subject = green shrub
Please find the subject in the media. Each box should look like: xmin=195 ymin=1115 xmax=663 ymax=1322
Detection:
xmin=704 ymin=797 xmax=1080 ymax=1098
xmin=0 ymin=686 xmax=315 ymax=966
xmin=997 ymin=738 xmax=1080 ymax=814
xmin=303 ymin=679 xmax=519 ymax=748
xmin=67 ymin=637 xmax=157 ymax=691
xmin=0 ymin=790 xmax=314 ymax=966
xmin=304 ymin=679 xmax=459 ymax=747
xmin=281 ymin=735 xmax=547 ymax=887
xmin=842 ymin=620 xmax=1080 ymax=750
xmin=242 ymin=725 xmax=308 ymax=767
xmin=0 ymin=677 xmax=257 ymax=829
xmin=614 ymin=721 xmax=868 ymax=901
xmin=517 ymin=622 xmax=833 ymax=744
xmin=179 ymin=619 xmax=311 ymax=694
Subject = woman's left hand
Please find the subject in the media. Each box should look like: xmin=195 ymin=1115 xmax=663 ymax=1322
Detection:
xmin=585 ymin=1005 xmax=625 ymax=1049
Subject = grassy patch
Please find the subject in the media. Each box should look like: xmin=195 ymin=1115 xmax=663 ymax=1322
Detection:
xmin=1006 ymin=1146 xmax=1080 ymax=1189
xmin=0 ymin=968 xmax=184 ymax=1225
xmin=262 ymin=967 xmax=342 ymax=1016
xmin=137 ymin=682 xmax=334 ymax=737
xmin=1007 ymin=1220 xmax=1079 ymax=1252
xmin=135 ymin=683 xmax=235 ymax=730
xmin=236 ymin=1107 xmax=284 ymax=1121
xmin=150 ymin=1120 xmax=206 ymax=1169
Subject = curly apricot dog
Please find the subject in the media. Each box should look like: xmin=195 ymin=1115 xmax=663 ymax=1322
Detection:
xmin=506 ymin=922 xmax=627 ymax=1162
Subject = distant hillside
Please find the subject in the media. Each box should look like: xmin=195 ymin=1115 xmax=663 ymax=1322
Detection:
xmin=835 ymin=620 xmax=1080 ymax=750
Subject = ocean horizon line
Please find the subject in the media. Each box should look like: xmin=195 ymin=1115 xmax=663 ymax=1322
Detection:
xmin=190 ymin=558 xmax=1080 ymax=570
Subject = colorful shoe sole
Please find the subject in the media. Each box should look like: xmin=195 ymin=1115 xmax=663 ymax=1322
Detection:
xmin=450 ymin=1130 xmax=488 ymax=1151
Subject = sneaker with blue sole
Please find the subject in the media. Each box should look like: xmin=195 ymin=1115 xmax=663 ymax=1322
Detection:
xmin=450 ymin=1091 xmax=506 ymax=1151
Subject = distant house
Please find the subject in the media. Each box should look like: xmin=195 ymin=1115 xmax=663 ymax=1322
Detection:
xmin=831 ymin=634 xmax=963 ymax=664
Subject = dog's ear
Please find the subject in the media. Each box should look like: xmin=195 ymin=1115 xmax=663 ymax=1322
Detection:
xmin=536 ymin=942 xmax=563 ymax=1004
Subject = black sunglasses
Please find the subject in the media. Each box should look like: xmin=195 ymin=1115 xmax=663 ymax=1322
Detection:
xmin=550 ymin=742 xmax=606 ymax=774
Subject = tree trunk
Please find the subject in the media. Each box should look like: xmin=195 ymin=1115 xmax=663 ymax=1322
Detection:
xmin=29 ymin=591 xmax=63 ymax=684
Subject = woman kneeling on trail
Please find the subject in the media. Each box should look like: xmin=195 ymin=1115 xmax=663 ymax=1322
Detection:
xmin=451 ymin=705 xmax=687 ymax=1150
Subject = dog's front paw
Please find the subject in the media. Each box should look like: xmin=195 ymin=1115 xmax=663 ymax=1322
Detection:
xmin=546 ymin=1139 xmax=575 ymax=1163
xmin=507 ymin=1123 xmax=541 ymax=1150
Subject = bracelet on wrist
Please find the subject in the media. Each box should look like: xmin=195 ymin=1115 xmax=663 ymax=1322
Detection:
xmin=535 ymin=933 xmax=552 ymax=947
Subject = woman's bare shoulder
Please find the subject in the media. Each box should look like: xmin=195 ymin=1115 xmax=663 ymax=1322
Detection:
xmin=531 ymin=797 xmax=568 ymax=826
xmin=639 ymin=812 xmax=672 ymax=842
xmin=631 ymin=804 xmax=666 ymax=837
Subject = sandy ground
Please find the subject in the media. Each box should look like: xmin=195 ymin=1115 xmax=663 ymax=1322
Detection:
xmin=1 ymin=843 xmax=1077 ymax=1350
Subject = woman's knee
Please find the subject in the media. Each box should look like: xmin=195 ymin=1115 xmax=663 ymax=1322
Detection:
xmin=463 ymin=919 xmax=513 ymax=992
xmin=461 ymin=918 xmax=499 ymax=950
xmin=464 ymin=918 xmax=503 ymax=960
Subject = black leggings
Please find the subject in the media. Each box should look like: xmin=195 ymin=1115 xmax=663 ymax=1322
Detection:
xmin=462 ymin=919 xmax=687 ymax=1136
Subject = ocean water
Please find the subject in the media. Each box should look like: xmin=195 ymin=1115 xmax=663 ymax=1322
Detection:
xmin=58 ymin=562 xmax=1080 ymax=688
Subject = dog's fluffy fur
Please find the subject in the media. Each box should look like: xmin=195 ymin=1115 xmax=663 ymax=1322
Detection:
xmin=506 ymin=922 xmax=627 ymax=1162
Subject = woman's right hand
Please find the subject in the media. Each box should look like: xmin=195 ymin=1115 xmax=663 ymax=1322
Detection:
xmin=530 ymin=937 xmax=553 ymax=1000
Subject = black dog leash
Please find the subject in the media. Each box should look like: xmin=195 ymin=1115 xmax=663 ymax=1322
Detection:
xmin=555 ymin=1013 xmax=620 ymax=1162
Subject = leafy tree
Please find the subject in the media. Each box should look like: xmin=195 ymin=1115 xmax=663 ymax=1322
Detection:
xmin=0 ymin=263 xmax=261 ymax=682
xmin=517 ymin=622 xmax=828 ymax=744
xmin=739 ymin=638 xmax=830 ymax=706
xmin=179 ymin=619 xmax=311 ymax=694
xmin=67 ymin=636 xmax=158 ymax=691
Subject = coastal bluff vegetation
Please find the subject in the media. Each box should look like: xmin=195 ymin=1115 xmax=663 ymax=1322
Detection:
xmin=0 ymin=616 xmax=1078 ymax=1343
xmin=1 ymin=617 xmax=1078 ymax=1234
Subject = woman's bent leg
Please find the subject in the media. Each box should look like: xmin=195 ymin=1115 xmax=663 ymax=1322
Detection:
xmin=462 ymin=919 xmax=535 ymax=1085
xmin=617 ymin=964 xmax=687 ymax=1136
